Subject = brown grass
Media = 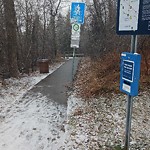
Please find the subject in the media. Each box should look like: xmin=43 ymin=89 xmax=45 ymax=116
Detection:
xmin=75 ymin=50 xmax=150 ymax=98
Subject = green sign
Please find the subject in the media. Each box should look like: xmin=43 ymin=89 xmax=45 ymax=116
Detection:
xmin=72 ymin=24 xmax=80 ymax=32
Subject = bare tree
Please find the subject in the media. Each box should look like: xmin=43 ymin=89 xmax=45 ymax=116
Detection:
xmin=0 ymin=0 xmax=7 ymax=79
xmin=56 ymin=11 xmax=71 ymax=55
xmin=48 ymin=0 xmax=61 ymax=58
xmin=15 ymin=0 xmax=39 ymax=73
xmin=82 ymin=0 xmax=130 ymax=57
xmin=3 ymin=0 xmax=19 ymax=77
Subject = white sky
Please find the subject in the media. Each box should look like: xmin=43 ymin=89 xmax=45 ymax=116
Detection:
xmin=60 ymin=0 xmax=92 ymax=16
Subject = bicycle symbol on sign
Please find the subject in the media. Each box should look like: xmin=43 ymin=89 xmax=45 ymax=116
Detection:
xmin=75 ymin=4 xmax=81 ymax=16
xmin=71 ymin=2 xmax=85 ymax=24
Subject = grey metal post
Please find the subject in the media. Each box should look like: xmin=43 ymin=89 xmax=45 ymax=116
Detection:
xmin=125 ymin=95 xmax=133 ymax=150
xmin=124 ymin=35 xmax=137 ymax=150
xmin=72 ymin=47 xmax=76 ymax=81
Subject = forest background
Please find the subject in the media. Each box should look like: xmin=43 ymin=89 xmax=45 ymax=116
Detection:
xmin=0 ymin=0 xmax=149 ymax=97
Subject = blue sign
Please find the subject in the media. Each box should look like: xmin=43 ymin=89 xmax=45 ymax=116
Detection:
xmin=120 ymin=52 xmax=141 ymax=96
xmin=117 ymin=0 xmax=150 ymax=35
xmin=70 ymin=2 xmax=85 ymax=24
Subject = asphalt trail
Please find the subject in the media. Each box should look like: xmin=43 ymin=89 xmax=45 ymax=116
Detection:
xmin=30 ymin=58 xmax=80 ymax=105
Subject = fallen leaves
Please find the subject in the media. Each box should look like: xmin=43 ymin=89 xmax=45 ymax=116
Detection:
xmin=66 ymin=92 xmax=150 ymax=150
xmin=74 ymin=54 xmax=120 ymax=98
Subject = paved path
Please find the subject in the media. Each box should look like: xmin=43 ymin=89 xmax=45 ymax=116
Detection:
xmin=30 ymin=58 xmax=80 ymax=105
xmin=0 ymin=58 xmax=80 ymax=150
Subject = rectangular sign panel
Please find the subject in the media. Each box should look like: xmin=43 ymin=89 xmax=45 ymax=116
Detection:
xmin=71 ymin=38 xmax=80 ymax=48
xmin=120 ymin=52 xmax=141 ymax=96
xmin=123 ymin=60 xmax=134 ymax=82
xmin=71 ymin=23 xmax=81 ymax=37
xmin=70 ymin=2 xmax=85 ymax=24
xmin=117 ymin=0 xmax=150 ymax=35
xmin=71 ymin=23 xmax=80 ymax=48
xmin=118 ymin=0 xmax=140 ymax=31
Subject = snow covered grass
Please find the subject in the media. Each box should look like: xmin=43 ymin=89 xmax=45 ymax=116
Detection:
xmin=0 ymin=62 xmax=68 ymax=150
xmin=65 ymin=92 xmax=150 ymax=150
xmin=0 ymin=93 xmax=67 ymax=150
xmin=0 ymin=62 xmax=64 ymax=115
xmin=0 ymin=60 xmax=149 ymax=150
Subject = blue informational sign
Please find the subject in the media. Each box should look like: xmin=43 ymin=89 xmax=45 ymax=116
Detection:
xmin=70 ymin=2 xmax=85 ymax=24
xmin=120 ymin=52 xmax=141 ymax=96
xmin=117 ymin=0 xmax=150 ymax=35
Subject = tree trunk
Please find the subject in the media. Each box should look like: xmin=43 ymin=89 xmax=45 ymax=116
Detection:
xmin=3 ymin=0 xmax=19 ymax=77
xmin=51 ymin=15 xmax=57 ymax=58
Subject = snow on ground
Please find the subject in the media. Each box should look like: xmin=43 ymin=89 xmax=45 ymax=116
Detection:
xmin=0 ymin=62 xmax=64 ymax=115
xmin=0 ymin=93 xmax=67 ymax=150
xmin=0 ymin=60 xmax=150 ymax=150
xmin=64 ymin=92 xmax=150 ymax=150
xmin=0 ymin=62 xmax=67 ymax=150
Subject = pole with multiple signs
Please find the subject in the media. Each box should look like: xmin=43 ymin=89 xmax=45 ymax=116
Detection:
xmin=119 ymin=39 xmax=141 ymax=150
xmin=116 ymin=0 xmax=150 ymax=149
xmin=70 ymin=2 xmax=85 ymax=81
xmin=125 ymin=35 xmax=137 ymax=150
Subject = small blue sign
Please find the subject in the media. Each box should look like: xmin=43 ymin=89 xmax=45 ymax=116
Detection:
xmin=70 ymin=2 xmax=85 ymax=24
xmin=120 ymin=52 xmax=141 ymax=96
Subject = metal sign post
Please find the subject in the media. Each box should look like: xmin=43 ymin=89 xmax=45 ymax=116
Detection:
xmin=124 ymin=35 xmax=137 ymax=150
xmin=125 ymin=95 xmax=133 ymax=150
xmin=116 ymin=0 xmax=145 ymax=149
xmin=72 ymin=47 xmax=76 ymax=81
xmin=117 ymin=0 xmax=150 ymax=149
xmin=70 ymin=2 xmax=85 ymax=82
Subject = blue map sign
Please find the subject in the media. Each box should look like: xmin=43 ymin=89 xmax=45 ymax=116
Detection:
xmin=117 ymin=0 xmax=150 ymax=35
xmin=70 ymin=2 xmax=85 ymax=24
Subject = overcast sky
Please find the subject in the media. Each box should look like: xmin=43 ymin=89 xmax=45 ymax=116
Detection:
xmin=60 ymin=0 xmax=92 ymax=16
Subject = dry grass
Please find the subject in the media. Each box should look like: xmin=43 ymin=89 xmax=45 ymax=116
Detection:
xmin=75 ymin=51 xmax=120 ymax=98
xmin=75 ymin=51 xmax=150 ymax=98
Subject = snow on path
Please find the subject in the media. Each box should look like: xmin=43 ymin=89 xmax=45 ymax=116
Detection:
xmin=0 ymin=60 xmax=149 ymax=150
xmin=0 ymin=62 xmax=64 ymax=116
xmin=64 ymin=92 xmax=150 ymax=150
xmin=0 ymin=62 xmax=67 ymax=150
xmin=0 ymin=93 xmax=66 ymax=150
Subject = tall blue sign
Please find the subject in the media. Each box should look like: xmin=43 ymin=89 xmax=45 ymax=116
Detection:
xmin=120 ymin=52 xmax=141 ymax=96
xmin=70 ymin=2 xmax=85 ymax=24
xmin=117 ymin=0 xmax=150 ymax=35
